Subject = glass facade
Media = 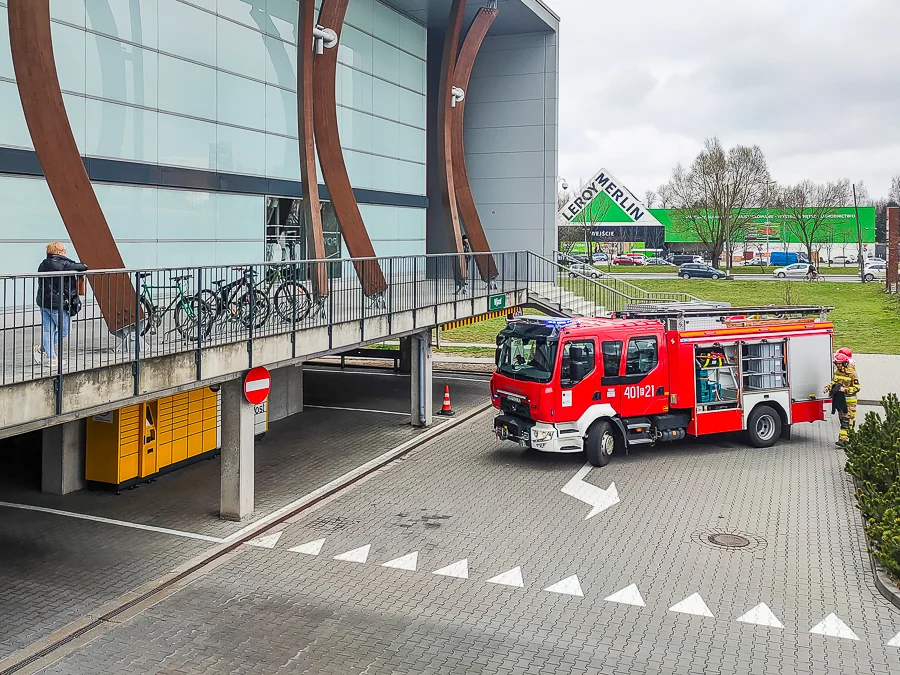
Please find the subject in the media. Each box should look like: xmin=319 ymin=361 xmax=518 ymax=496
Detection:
xmin=0 ymin=0 xmax=427 ymax=273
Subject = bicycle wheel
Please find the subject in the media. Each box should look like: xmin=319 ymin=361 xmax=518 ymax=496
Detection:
xmin=175 ymin=295 xmax=213 ymax=341
xmin=274 ymin=281 xmax=313 ymax=322
xmin=196 ymin=288 xmax=222 ymax=336
xmin=233 ymin=289 xmax=270 ymax=329
xmin=138 ymin=296 xmax=155 ymax=336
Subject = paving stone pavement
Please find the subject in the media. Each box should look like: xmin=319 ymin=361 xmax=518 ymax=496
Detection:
xmin=37 ymin=407 xmax=900 ymax=674
xmin=853 ymin=354 xmax=900 ymax=404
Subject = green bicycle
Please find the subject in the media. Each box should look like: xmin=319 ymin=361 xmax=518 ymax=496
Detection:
xmin=137 ymin=272 xmax=211 ymax=341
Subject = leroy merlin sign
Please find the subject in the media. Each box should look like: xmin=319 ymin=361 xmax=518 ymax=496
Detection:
xmin=560 ymin=168 xmax=662 ymax=227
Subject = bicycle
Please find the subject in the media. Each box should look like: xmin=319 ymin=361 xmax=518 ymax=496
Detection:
xmin=804 ymin=273 xmax=825 ymax=282
xmin=199 ymin=267 xmax=270 ymax=334
xmin=137 ymin=272 xmax=211 ymax=341
xmin=259 ymin=263 xmax=314 ymax=323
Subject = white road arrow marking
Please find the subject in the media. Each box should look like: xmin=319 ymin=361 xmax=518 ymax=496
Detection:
xmin=544 ymin=575 xmax=584 ymax=597
xmin=433 ymin=559 xmax=469 ymax=579
xmin=736 ymin=603 xmax=783 ymax=628
xmin=604 ymin=583 xmax=645 ymax=607
xmin=888 ymin=631 xmax=900 ymax=647
xmin=288 ymin=538 xmax=326 ymax=556
xmin=669 ymin=593 xmax=714 ymax=617
xmin=809 ymin=614 xmax=859 ymax=640
xmin=334 ymin=545 xmax=370 ymax=563
xmin=382 ymin=551 xmax=418 ymax=571
xmin=247 ymin=531 xmax=283 ymax=549
xmin=561 ymin=464 xmax=619 ymax=520
xmin=487 ymin=566 xmax=524 ymax=587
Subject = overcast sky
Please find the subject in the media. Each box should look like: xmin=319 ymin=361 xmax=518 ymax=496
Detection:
xmin=552 ymin=0 xmax=900 ymax=200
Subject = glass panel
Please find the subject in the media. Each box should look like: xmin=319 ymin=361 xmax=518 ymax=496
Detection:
xmin=216 ymin=241 xmax=261 ymax=265
xmin=601 ymin=341 xmax=623 ymax=377
xmin=344 ymin=150 xmax=373 ymax=190
xmin=86 ymin=34 xmax=159 ymax=108
xmin=217 ymin=0 xmax=264 ymax=28
xmin=157 ymin=188 xmax=216 ymax=241
xmin=398 ymin=207 xmax=425 ymax=240
xmin=338 ymin=107 xmax=374 ymax=154
xmin=346 ymin=0 xmax=374 ymax=33
xmin=63 ymin=93 xmax=87 ymax=154
xmin=216 ymin=125 xmax=266 ymax=176
xmin=371 ymin=117 xmax=399 ymax=158
xmin=217 ymin=71 xmax=266 ymax=130
xmin=265 ymin=197 xmax=305 ymax=263
xmin=0 ymin=176 xmax=66 ymax=240
xmin=158 ymin=54 xmax=216 ymax=120
xmin=336 ymin=65 xmax=374 ymax=112
xmin=52 ymin=22 xmax=87 ymax=94
xmin=118 ymin=242 xmax=159 ymax=270
xmin=321 ymin=203 xmax=344 ymax=278
xmin=218 ymin=193 xmax=263 ymax=240
xmin=625 ymin=337 xmax=659 ymax=375
xmin=0 ymin=80 xmax=33 ymax=149
xmin=397 ymin=88 xmax=425 ymax=128
xmin=157 ymin=241 xmax=217 ymax=267
xmin=157 ymin=113 xmax=217 ymax=170
xmin=370 ymin=155 xmax=399 ymax=193
xmin=358 ymin=204 xmax=398 ymax=240
xmin=398 ymin=15 xmax=426 ymax=59
xmin=373 ymin=2 xmax=400 ymax=45
xmin=338 ymin=25 xmax=373 ymax=74
xmin=85 ymin=99 xmax=159 ymax=163
xmin=264 ymin=34 xmax=297 ymax=90
xmin=267 ymin=0 xmax=299 ymax=43
xmin=396 ymin=124 xmax=425 ymax=163
xmin=95 ymin=183 xmax=159 ymax=240
xmin=265 ymin=133 xmax=300 ymax=180
xmin=372 ymin=40 xmax=400 ymax=85
xmin=372 ymin=78 xmax=399 ymax=121
xmin=398 ymin=50 xmax=426 ymax=93
xmin=0 ymin=7 xmax=13 ymax=80
xmin=158 ymin=0 xmax=217 ymax=67
xmin=85 ymin=0 xmax=159 ymax=49
xmin=50 ymin=0 xmax=86 ymax=27
xmin=397 ymin=160 xmax=425 ymax=196
xmin=217 ymin=16 xmax=266 ymax=81
xmin=265 ymin=85 xmax=297 ymax=137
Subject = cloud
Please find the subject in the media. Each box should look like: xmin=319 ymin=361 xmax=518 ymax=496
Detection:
xmin=554 ymin=0 xmax=900 ymax=196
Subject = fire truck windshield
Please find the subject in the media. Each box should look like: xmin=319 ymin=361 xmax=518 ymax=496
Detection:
xmin=496 ymin=335 xmax=558 ymax=383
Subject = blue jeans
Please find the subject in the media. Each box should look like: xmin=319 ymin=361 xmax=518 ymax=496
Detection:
xmin=41 ymin=308 xmax=70 ymax=359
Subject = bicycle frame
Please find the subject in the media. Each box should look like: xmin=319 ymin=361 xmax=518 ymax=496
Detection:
xmin=141 ymin=281 xmax=196 ymax=316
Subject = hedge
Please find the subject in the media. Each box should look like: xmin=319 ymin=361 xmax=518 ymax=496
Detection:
xmin=844 ymin=394 xmax=900 ymax=579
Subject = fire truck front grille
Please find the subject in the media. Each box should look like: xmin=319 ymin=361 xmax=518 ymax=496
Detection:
xmin=500 ymin=398 xmax=532 ymax=419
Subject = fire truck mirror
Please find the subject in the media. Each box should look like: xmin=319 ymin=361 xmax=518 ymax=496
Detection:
xmin=570 ymin=361 xmax=586 ymax=383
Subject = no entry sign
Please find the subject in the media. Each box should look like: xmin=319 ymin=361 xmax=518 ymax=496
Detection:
xmin=244 ymin=366 xmax=271 ymax=405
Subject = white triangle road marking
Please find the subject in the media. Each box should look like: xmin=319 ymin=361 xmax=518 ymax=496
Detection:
xmin=487 ymin=566 xmax=524 ymax=587
xmin=888 ymin=631 xmax=900 ymax=647
xmin=246 ymin=531 xmax=283 ymax=549
xmin=382 ymin=551 xmax=418 ymax=571
xmin=604 ymin=583 xmax=646 ymax=607
xmin=809 ymin=613 xmax=859 ymax=641
xmin=669 ymin=593 xmax=714 ymax=617
xmin=334 ymin=544 xmax=371 ymax=563
xmin=735 ymin=603 xmax=783 ymax=628
xmin=544 ymin=575 xmax=584 ymax=597
xmin=288 ymin=538 xmax=326 ymax=556
xmin=433 ymin=559 xmax=469 ymax=579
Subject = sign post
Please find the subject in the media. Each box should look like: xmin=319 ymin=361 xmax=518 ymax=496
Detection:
xmin=244 ymin=366 xmax=271 ymax=405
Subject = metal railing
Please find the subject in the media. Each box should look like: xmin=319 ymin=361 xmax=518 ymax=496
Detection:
xmin=0 ymin=252 xmax=530 ymax=389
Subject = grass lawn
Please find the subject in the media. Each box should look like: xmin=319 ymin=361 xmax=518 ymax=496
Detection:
xmin=634 ymin=279 xmax=900 ymax=354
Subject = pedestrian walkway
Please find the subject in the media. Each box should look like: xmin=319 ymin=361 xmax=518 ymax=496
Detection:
xmin=854 ymin=354 xmax=900 ymax=404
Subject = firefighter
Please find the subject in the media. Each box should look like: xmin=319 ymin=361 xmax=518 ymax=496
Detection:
xmin=825 ymin=351 xmax=860 ymax=446
xmin=837 ymin=347 xmax=857 ymax=379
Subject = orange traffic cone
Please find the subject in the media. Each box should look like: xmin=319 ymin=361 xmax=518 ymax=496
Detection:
xmin=437 ymin=385 xmax=455 ymax=417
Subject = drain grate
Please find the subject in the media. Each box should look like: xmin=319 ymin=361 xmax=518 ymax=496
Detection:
xmin=708 ymin=533 xmax=750 ymax=548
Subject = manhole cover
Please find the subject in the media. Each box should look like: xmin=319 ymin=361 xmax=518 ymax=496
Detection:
xmin=708 ymin=533 xmax=750 ymax=548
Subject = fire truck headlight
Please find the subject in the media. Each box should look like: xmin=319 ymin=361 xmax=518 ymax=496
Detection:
xmin=532 ymin=429 xmax=555 ymax=442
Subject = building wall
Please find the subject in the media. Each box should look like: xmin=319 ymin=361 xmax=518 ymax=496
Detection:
xmin=0 ymin=0 xmax=427 ymax=273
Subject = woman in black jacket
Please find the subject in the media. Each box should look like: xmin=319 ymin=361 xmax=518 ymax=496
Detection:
xmin=33 ymin=242 xmax=88 ymax=366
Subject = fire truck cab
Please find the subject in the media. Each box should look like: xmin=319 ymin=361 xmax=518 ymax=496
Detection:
xmin=490 ymin=305 xmax=834 ymax=467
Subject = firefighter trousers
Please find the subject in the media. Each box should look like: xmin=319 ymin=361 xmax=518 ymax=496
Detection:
xmin=838 ymin=397 xmax=858 ymax=443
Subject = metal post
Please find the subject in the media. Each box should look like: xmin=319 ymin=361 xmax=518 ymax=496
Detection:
xmin=247 ymin=266 xmax=255 ymax=367
xmin=133 ymin=271 xmax=141 ymax=396
xmin=196 ymin=266 xmax=203 ymax=380
xmin=387 ymin=257 xmax=393 ymax=334
xmin=54 ymin=278 xmax=63 ymax=414
xmin=853 ymin=184 xmax=865 ymax=282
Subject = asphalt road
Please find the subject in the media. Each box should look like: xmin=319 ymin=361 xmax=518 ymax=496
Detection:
xmin=610 ymin=272 xmax=863 ymax=282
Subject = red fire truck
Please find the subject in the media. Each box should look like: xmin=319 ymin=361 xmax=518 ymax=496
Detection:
xmin=491 ymin=305 xmax=834 ymax=467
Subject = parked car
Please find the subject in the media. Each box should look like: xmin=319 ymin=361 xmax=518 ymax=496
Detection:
xmin=829 ymin=255 xmax=857 ymax=265
xmin=772 ymin=263 xmax=812 ymax=279
xmin=742 ymin=258 xmax=768 ymax=266
xmin=864 ymin=263 xmax=886 ymax=282
xmin=594 ymin=252 xmax=608 ymax=262
xmin=769 ymin=251 xmax=808 ymax=266
xmin=612 ymin=255 xmax=640 ymax=265
xmin=678 ymin=263 xmax=724 ymax=279
xmin=867 ymin=257 xmax=886 ymax=264
xmin=645 ymin=257 xmax=673 ymax=266
xmin=667 ymin=254 xmax=704 ymax=265
xmin=568 ymin=263 xmax=601 ymax=278
xmin=625 ymin=254 xmax=648 ymax=265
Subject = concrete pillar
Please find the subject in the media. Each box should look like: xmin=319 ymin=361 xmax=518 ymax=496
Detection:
xmin=411 ymin=330 xmax=433 ymax=427
xmin=220 ymin=378 xmax=254 ymax=521
xmin=268 ymin=364 xmax=304 ymax=422
xmin=41 ymin=419 xmax=86 ymax=495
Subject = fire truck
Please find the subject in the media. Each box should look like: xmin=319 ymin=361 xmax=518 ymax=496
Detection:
xmin=491 ymin=305 xmax=835 ymax=467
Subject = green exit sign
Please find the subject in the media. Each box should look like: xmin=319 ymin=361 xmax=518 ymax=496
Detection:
xmin=489 ymin=294 xmax=506 ymax=311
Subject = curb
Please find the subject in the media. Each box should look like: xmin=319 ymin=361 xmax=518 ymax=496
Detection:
xmin=851 ymin=476 xmax=900 ymax=611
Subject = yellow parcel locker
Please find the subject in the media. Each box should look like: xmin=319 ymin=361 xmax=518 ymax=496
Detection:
xmin=86 ymin=405 xmax=142 ymax=486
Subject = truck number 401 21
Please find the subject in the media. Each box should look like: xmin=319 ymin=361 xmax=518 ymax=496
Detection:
xmin=623 ymin=384 xmax=654 ymax=399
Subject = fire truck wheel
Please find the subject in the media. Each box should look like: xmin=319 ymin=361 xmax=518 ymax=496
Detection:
xmin=586 ymin=420 xmax=619 ymax=467
xmin=746 ymin=405 xmax=782 ymax=448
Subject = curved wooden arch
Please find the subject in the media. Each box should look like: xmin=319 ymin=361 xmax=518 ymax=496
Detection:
xmin=297 ymin=0 xmax=328 ymax=297
xmin=437 ymin=0 xmax=468 ymax=281
xmin=8 ymin=0 xmax=136 ymax=332
xmin=314 ymin=0 xmax=386 ymax=296
xmin=452 ymin=8 xmax=499 ymax=282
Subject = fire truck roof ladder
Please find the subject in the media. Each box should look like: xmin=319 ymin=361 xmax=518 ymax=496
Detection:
xmin=616 ymin=305 xmax=833 ymax=330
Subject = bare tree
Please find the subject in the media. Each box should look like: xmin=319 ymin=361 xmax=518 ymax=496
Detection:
xmin=644 ymin=189 xmax=658 ymax=209
xmin=778 ymin=180 xmax=849 ymax=263
xmin=660 ymin=138 xmax=770 ymax=270
xmin=890 ymin=174 xmax=900 ymax=205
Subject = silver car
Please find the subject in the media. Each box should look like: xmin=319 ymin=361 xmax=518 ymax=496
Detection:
xmin=568 ymin=263 xmax=601 ymax=278
xmin=864 ymin=264 xmax=886 ymax=282
xmin=772 ymin=263 xmax=811 ymax=279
